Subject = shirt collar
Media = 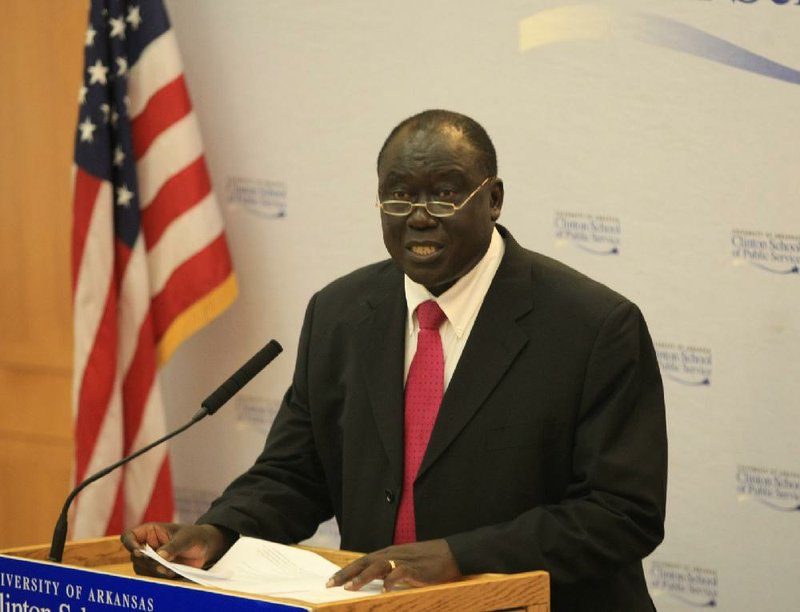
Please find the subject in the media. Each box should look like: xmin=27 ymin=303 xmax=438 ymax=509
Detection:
xmin=404 ymin=227 xmax=505 ymax=337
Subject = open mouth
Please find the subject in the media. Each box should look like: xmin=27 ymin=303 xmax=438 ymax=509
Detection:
xmin=408 ymin=244 xmax=441 ymax=256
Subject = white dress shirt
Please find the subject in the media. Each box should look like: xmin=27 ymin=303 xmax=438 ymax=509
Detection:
xmin=403 ymin=227 xmax=505 ymax=389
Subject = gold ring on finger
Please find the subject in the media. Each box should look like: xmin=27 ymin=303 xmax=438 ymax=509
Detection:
xmin=387 ymin=559 xmax=397 ymax=571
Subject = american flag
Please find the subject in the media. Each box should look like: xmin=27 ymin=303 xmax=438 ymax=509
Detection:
xmin=72 ymin=0 xmax=237 ymax=537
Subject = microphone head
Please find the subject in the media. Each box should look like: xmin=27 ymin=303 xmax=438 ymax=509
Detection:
xmin=201 ymin=340 xmax=283 ymax=415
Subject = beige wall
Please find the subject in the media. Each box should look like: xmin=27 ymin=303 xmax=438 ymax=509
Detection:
xmin=0 ymin=1 xmax=86 ymax=547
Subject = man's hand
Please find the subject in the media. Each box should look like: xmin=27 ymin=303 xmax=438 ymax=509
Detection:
xmin=120 ymin=523 xmax=231 ymax=578
xmin=326 ymin=539 xmax=461 ymax=592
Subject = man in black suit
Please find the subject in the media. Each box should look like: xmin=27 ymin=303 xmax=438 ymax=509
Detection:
xmin=123 ymin=109 xmax=667 ymax=611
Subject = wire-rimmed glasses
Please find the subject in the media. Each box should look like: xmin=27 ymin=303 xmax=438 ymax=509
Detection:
xmin=376 ymin=176 xmax=494 ymax=218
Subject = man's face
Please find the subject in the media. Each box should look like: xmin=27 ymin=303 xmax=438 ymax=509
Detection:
xmin=378 ymin=126 xmax=503 ymax=296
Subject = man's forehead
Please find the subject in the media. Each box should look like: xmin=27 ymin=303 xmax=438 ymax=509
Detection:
xmin=381 ymin=167 xmax=468 ymax=186
xmin=410 ymin=123 xmax=462 ymax=141
xmin=380 ymin=125 xmax=480 ymax=173
xmin=392 ymin=123 xmax=468 ymax=150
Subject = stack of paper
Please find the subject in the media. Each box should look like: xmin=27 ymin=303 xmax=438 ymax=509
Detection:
xmin=143 ymin=537 xmax=382 ymax=603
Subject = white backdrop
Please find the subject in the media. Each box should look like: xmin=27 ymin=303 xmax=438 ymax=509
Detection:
xmin=157 ymin=1 xmax=800 ymax=609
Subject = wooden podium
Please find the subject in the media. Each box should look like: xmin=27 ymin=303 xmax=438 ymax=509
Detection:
xmin=1 ymin=537 xmax=549 ymax=611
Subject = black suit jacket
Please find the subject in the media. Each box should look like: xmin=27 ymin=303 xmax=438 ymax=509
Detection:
xmin=200 ymin=227 xmax=667 ymax=611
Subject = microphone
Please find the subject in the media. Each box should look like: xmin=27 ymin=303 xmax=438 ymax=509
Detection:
xmin=48 ymin=339 xmax=283 ymax=563
xmin=200 ymin=339 xmax=283 ymax=416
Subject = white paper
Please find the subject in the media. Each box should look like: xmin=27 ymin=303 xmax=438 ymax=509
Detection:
xmin=142 ymin=537 xmax=382 ymax=603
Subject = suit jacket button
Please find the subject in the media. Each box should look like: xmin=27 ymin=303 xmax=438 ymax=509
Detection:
xmin=384 ymin=489 xmax=395 ymax=504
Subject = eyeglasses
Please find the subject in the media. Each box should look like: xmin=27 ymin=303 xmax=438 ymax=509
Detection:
xmin=376 ymin=176 xmax=494 ymax=218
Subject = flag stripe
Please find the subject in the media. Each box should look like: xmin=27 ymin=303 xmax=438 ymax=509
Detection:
xmin=116 ymin=237 xmax=170 ymax=524
xmin=75 ymin=371 xmax=125 ymax=537
xmin=131 ymin=75 xmax=192 ymax=160
xmin=146 ymin=191 xmax=224 ymax=296
xmin=72 ymin=169 xmax=103 ymax=293
xmin=128 ymin=30 xmax=183 ymax=118
xmin=151 ymin=233 xmax=234 ymax=345
xmin=116 ymin=236 xmax=154 ymax=379
xmin=125 ymin=388 xmax=170 ymax=524
xmin=72 ymin=180 xmax=114 ymax=412
xmin=72 ymin=455 xmax=122 ymax=537
xmin=136 ymin=112 xmax=204 ymax=208
xmin=121 ymin=310 xmax=157 ymax=455
xmin=105 ymin=478 xmax=126 ymax=536
xmin=141 ymin=155 xmax=211 ymax=250
xmin=74 ymin=277 xmax=119 ymax=483
xmin=140 ymin=459 xmax=174 ymax=524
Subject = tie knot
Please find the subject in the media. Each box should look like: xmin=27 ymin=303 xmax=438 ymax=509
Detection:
xmin=416 ymin=300 xmax=446 ymax=330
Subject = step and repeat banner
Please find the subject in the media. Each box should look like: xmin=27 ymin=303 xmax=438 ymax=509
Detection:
xmin=157 ymin=1 xmax=799 ymax=609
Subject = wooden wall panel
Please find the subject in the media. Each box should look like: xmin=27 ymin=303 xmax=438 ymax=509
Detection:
xmin=0 ymin=0 xmax=87 ymax=547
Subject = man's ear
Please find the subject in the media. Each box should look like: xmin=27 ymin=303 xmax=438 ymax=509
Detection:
xmin=489 ymin=178 xmax=504 ymax=221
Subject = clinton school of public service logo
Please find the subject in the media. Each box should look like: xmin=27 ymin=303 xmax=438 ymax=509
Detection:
xmin=554 ymin=211 xmax=621 ymax=256
xmin=731 ymin=229 xmax=800 ymax=275
xmin=235 ymin=394 xmax=282 ymax=434
xmin=737 ymin=464 xmax=800 ymax=512
xmin=648 ymin=560 xmax=719 ymax=608
xmin=655 ymin=342 xmax=712 ymax=386
xmin=225 ymin=176 xmax=288 ymax=219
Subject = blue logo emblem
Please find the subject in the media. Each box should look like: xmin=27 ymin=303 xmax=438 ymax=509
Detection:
xmin=520 ymin=5 xmax=800 ymax=87
xmin=728 ymin=0 xmax=800 ymax=5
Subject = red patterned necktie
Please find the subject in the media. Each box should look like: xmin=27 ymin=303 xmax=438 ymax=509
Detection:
xmin=394 ymin=300 xmax=447 ymax=544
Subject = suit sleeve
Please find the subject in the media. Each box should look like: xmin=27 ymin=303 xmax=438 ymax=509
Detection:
xmin=445 ymin=300 xmax=667 ymax=584
xmin=196 ymin=293 xmax=334 ymax=543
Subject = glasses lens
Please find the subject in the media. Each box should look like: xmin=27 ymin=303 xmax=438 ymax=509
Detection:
xmin=381 ymin=201 xmax=412 ymax=215
xmin=427 ymin=202 xmax=456 ymax=217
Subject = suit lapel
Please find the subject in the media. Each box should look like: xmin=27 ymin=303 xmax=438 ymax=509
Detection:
xmin=354 ymin=266 xmax=407 ymax=484
xmin=418 ymin=235 xmax=535 ymax=478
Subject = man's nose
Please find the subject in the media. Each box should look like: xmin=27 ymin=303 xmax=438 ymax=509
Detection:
xmin=407 ymin=202 xmax=438 ymax=227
